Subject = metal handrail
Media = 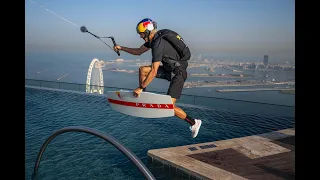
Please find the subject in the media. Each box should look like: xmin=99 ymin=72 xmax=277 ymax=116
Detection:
xmin=32 ymin=126 xmax=156 ymax=180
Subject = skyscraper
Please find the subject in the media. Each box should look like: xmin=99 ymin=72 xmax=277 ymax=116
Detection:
xmin=263 ymin=55 xmax=269 ymax=66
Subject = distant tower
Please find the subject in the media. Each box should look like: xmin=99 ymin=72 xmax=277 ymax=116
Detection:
xmin=198 ymin=54 xmax=202 ymax=62
xmin=263 ymin=55 xmax=268 ymax=66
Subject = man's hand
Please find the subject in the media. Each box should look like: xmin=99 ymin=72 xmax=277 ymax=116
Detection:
xmin=133 ymin=87 xmax=143 ymax=98
xmin=114 ymin=45 xmax=121 ymax=51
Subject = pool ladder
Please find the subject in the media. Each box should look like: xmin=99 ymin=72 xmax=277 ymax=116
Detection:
xmin=31 ymin=126 xmax=156 ymax=180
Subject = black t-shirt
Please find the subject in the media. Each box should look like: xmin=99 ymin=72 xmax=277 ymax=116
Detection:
xmin=144 ymin=31 xmax=188 ymax=72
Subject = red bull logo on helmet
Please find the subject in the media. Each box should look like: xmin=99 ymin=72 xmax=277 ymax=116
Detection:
xmin=143 ymin=21 xmax=154 ymax=31
xmin=143 ymin=21 xmax=151 ymax=27
xmin=137 ymin=18 xmax=155 ymax=33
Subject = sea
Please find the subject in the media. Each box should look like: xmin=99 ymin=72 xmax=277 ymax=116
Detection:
xmin=25 ymin=51 xmax=295 ymax=106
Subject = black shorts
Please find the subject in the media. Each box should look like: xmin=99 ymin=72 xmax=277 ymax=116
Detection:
xmin=156 ymin=66 xmax=187 ymax=99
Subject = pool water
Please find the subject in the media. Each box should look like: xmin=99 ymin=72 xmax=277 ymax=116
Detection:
xmin=25 ymin=86 xmax=294 ymax=180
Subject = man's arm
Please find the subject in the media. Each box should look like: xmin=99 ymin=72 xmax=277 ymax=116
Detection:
xmin=116 ymin=44 xmax=149 ymax=55
xmin=140 ymin=61 xmax=161 ymax=89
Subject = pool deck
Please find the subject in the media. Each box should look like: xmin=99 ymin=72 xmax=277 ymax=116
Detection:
xmin=147 ymin=128 xmax=295 ymax=180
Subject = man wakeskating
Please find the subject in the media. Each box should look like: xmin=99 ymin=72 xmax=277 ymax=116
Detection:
xmin=114 ymin=18 xmax=202 ymax=138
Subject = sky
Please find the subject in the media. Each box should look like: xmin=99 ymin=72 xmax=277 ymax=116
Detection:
xmin=25 ymin=0 xmax=295 ymax=62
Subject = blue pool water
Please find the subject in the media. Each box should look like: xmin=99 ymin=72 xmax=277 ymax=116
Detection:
xmin=25 ymin=86 xmax=295 ymax=180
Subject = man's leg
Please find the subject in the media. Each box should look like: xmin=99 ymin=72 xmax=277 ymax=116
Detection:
xmin=171 ymin=96 xmax=196 ymax=125
xmin=139 ymin=65 xmax=151 ymax=91
xmin=140 ymin=65 xmax=169 ymax=91
xmin=172 ymin=98 xmax=186 ymax=119
xmin=139 ymin=65 xmax=173 ymax=91
xmin=171 ymin=97 xmax=202 ymax=138
xmin=168 ymin=69 xmax=202 ymax=138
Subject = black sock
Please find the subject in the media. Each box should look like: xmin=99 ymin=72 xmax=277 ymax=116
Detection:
xmin=185 ymin=115 xmax=196 ymax=126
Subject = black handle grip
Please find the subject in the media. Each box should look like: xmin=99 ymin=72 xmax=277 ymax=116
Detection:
xmin=110 ymin=37 xmax=120 ymax=56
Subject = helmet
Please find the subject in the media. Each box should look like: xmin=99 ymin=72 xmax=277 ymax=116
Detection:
xmin=136 ymin=18 xmax=157 ymax=36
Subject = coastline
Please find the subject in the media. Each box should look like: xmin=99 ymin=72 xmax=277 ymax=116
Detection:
xmin=216 ymin=88 xmax=295 ymax=93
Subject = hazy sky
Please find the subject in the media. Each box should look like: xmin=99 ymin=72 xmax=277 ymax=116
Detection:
xmin=25 ymin=0 xmax=295 ymax=62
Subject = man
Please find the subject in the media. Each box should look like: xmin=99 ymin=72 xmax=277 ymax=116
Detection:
xmin=114 ymin=18 xmax=202 ymax=138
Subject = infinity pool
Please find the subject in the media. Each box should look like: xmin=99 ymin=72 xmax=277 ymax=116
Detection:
xmin=25 ymin=86 xmax=295 ymax=180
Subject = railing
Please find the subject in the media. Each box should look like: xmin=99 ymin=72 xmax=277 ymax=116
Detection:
xmin=25 ymin=79 xmax=295 ymax=117
xmin=32 ymin=126 xmax=156 ymax=180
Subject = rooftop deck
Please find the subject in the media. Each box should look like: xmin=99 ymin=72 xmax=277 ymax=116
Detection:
xmin=148 ymin=128 xmax=295 ymax=180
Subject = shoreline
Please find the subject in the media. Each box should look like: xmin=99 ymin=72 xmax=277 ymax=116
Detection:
xmin=184 ymin=81 xmax=294 ymax=88
xmin=216 ymin=88 xmax=295 ymax=93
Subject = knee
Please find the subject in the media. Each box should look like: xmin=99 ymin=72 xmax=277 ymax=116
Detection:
xmin=139 ymin=66 xmax=150 ymax=74
xmin=171 ymin=98 xmax=177 ymax=105
xmin=139 ymin=66 xmax=146 ymax=73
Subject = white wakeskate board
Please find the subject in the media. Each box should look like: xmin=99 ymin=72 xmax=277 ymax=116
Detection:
xmin=107 ymin=90 xmax=174 ymax=118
